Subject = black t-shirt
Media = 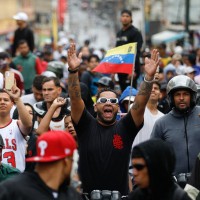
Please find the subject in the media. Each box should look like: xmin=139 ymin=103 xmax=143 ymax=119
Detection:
xmin=116 ymin=25 xmax=143 ymax=75
xmin=0 ymin=172 xmax=81 ymax=200
xmin=13 ymin=27 xmax=34 ymax=56
xmin=25 ymin=132 xmax=37 ymax=172
xmin=75 ymin=109 xmax=142 ymax=195
xmin=116 ymin=25 xmax=143 ymax=51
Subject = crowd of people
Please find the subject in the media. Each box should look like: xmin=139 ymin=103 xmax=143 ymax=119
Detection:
xmin=1 ymin=9 xmax=200 ymax=200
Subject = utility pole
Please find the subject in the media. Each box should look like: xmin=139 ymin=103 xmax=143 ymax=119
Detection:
xmin=51 ymin=0 xmax=58 ymax=47
xmin=184 ymin=0 xmax=190 ymax=51
xmin=140 ymin=0 xmax=146 ymax=49
xmin=185 ymin=0 xmax=190 ymax=33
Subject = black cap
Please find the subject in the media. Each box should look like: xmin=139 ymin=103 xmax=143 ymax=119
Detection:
xmin=0 ymin=52 xmax=11 ymax=60
xmin=94 ymin=77 xmax=114 ymax=89
xmin=160 ymin=81 xmax=167 ymax=91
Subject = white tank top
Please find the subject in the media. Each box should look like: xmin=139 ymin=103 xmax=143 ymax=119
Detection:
xmin=0 ymin=120 xmax=26 ymax=172
xmin=49 ymin=116 xmax=66 ymax=130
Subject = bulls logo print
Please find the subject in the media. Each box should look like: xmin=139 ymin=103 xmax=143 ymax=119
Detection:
xmin=38 ymin=140 xmax=48 ymax=156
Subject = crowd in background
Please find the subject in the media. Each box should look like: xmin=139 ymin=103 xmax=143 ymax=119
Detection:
xmin=1 ymin=9 xmax=200 ymax=200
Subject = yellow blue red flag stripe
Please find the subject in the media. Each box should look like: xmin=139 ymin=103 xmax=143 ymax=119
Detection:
xmin=93 ymin=43 xmax=137 ymax=74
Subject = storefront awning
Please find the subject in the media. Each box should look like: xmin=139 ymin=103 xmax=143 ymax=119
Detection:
xmin=151 ymin=31 xmax=187 ymax=45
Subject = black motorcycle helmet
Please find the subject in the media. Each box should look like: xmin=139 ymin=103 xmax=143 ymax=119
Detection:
xmin=167 ymin=75 xmax=197 ymax=109
xmin=46 ymin=61 xmax=65 ymax=79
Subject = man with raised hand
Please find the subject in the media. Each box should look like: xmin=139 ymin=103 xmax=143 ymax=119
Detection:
xmin=67 ymin=43 xmax=159 ymax=196
xmin=0 ymin=85 xmax=32 ymax=172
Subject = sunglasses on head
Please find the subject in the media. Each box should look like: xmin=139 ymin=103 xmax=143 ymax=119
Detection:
xmin=97 ymin=97 xmax=119 ymax=104
xmin=132 ymin=163 xmax=146 ymax=171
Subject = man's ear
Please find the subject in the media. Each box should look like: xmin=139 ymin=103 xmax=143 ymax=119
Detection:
xmin=58 ymin=86 xmax=62 ymax=94
xmin=64 ymin=156 xmax=73 ymax=165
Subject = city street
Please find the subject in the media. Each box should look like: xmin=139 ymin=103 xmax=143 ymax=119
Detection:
xmin=67 ymin=0 xmax=116 ymax=50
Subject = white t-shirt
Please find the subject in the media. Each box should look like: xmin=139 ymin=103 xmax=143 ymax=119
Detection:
xmin=133 ymin=107 xmax=164 ymax=147
xmin=129 ymin=108 xmax=164 ymax=175
xmin=0 ymin=120 xmax=26 ymax=172
xmin=0 ymin=72 xmax=3 ymax=89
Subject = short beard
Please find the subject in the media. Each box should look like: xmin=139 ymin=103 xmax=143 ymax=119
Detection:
xmin=97 ymin=111 xmax=117 ymax=125
xmin=175 ymin=106 xmax=190 ymax=114
xmin=21 ymin=52 xmax=28 ymax=57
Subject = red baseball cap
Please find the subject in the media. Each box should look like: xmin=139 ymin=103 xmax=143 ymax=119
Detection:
xmin=26 ymin=130 xmax=76 ymax=162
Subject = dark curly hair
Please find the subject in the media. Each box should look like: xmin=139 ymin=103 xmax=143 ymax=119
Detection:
xmin=96 ymin=88 xmax=119 ymax=101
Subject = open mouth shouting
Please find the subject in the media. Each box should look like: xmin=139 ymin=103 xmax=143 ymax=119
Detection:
xmin=102 ymin=106 xmax=114 ymax=119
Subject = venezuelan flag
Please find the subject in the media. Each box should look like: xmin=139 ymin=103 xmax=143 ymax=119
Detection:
xmin=93 ymin=43 xmax=137 ymax=74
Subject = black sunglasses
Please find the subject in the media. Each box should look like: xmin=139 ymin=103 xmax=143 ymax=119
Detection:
xmin=132 ymin=163 xmax=146 ymax=171
xmin=97 ymin=97 xmax=118 ymax=104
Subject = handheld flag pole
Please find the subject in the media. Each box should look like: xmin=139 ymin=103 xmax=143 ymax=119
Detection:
xmin=128 ymin=43 xmax=137 ymax=111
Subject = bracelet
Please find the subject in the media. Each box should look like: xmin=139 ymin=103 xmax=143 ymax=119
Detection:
xmin=144 ymin=76 xmax=155 ymax=83
xmin=68 ymin=67 xmax=79 ymax=73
